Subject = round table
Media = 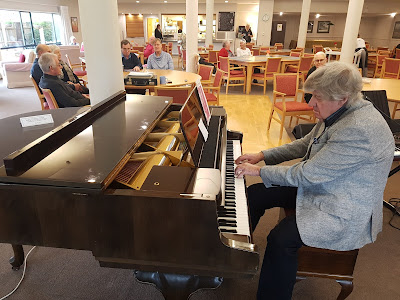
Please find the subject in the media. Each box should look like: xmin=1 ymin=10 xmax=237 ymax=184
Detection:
xmin=362 ymin=78 xmax=400 ymax=118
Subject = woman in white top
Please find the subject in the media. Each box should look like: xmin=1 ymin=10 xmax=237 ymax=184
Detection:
xmin=236 ymin=40 xmax=252 ymax=57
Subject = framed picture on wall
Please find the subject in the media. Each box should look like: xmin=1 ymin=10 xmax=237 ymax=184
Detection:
xmin=307 ymin=21 xmax=314 ymax=33
xmin=317 ymin=21 xmax=330 ymax=33
xmin=393 ymin=21 xmax=400 ymax=39
xmin=71 ymin=17 xmax=78 ymax=32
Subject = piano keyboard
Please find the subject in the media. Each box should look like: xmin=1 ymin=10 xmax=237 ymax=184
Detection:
xmin=217 ymin=140 xmax=250 ymax=237
xmin=395 ymin=146 xmax=400 ymax=158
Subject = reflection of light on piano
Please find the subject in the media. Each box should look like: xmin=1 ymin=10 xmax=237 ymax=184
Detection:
xmin=140 ymin=120 xmax=149 ymax=130
xmin=86 ymin=175 xmax=99 ymax=183
xmin=165 ymin=101 xmax=169 ymax=103
xmin=141 ymin=125 xmax=148 ymax=130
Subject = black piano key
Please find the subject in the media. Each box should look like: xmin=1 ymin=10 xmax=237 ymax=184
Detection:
xmin=220 ymin=229 xmax=237 ymax=233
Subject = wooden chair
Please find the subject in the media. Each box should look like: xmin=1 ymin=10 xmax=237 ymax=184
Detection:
xmin=132 ymin=46 xmax=144 ymax=52
xmin=381 ymin=58 xmax=400 ymax=79
xmin=154 ymin=86 xmax=193 ymax=104
xmin=203 ymin=69 xmax=224 ymax=106
xmin=268 ymin=73 xmax=314 ymax=139
xmin=252 ymin=48 xmax=260 ymax=56
xmin=285 ymin=56 xmax=314 ymax=83
xmin=376 ymin=47 xmax=389 ymax=52
xmin=281 ymin=208 xmax=359 ymax=300
xmin=313 ymin=45 xmax=324 ymax=54
xmin=396 ymin=48 xmax=400 ymax=59
xmin=41 ymin=88 xmax=59 ymax=109
xmin=289 ymin=51 xmax=301 ymax=57
xmin=274 ymin=43 xmax=283 ymax=50
xmin=65 ymin=54 xmax=87 ymax=78
xmin=219 ymin=56 xmax=246 ymax=94
xmin=182 ymin=49 xmax=187 ymax=69
xmin=373 ymin=55 xmax=387 ymax=78
xmin=303 ymin=53 xmax=315 ymax=58
xmin=167 ymin=42 xmax=173 ymax=56
xmin=206 ymin=50 xmax=219 ymax=67
xmin=377 ymin=50 xmax=391 ymax=56
xmin=197 ymin=64 xmax=214 ymax=85
xmin=260 ymin=46 xmax=270 ymax=51
xmin=30 ymin=75 xmax=48 ymax=110
xmin=246 ymin=43 xmax=253 ymax=50
xmin=251 ymin=57 xmax=282 ymax=95
xmin=162 ymin=43 xmax=167 ymax=52
xmin=206 ymin=44 xmax=214 ymax=50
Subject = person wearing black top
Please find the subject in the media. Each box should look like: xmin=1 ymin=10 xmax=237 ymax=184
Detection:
xmin=121 ymin=39 xmax=143 ymax=71
xmin=155 ymin=24 xmax=163 ymax=41
xmin=304 ymin=52 xmax=327 ymax=103
xmin=39 ymin=53 xmax=90 ymax=108
xmin=31 ymin=44 xmax=51 ymax=87
xmin=242 ymin=24 xmax=253 ymax=43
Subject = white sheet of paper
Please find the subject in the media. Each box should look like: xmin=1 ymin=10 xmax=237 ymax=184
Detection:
xmin=198 ymin=118 xmax=208 ymax=142
xmin=20 ymin=114 xmax=54 ymax=128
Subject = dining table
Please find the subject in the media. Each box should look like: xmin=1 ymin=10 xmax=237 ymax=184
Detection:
xmin=229 ymin=55 xmax=300 ymax=94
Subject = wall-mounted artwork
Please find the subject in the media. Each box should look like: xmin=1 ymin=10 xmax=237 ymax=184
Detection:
xmin=218 ymin=12 xmax=235 ymax=32
xmin=393 ymin=21 xmax=400 ymax=39
xmin=307 ymin=21 xmax=314 ymax=33
xmin=71 ymin=17 xmax=78 ymax=32
xmin=317 ymin=21 xmax=330 ymax=33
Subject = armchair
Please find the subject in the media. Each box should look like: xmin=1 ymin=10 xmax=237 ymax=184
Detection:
xmin=1 ymin=49 xmax=35 ymax=88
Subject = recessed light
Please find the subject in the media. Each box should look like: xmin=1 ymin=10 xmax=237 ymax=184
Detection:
xmin=139 ymin=13 xmax=143 ymax=17
xmin=136 ymin=1 xmax=139 ymax=3
xmin=225 ymin=0 xmax=228 ymax=2
xmin=316 ymin=14 xmax=320 ymax=19
xmin=279 ymin=12 xmax=283 ymax=16
xmin=391 ymin=12 xmax=397 ymax=17
xmin=164 ymin=0 xmax=167 ymax=2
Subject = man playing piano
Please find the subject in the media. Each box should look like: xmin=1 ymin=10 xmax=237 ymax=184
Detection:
xmin=234 ymin=61 xmax=394 ymax=299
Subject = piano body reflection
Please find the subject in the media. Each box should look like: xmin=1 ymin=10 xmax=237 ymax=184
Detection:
xmin=0 ymin=91 xmax=258 ymax=298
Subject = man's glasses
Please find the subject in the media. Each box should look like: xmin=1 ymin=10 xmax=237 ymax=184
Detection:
xmin=315 ymin=59 xmax=325 ymax=63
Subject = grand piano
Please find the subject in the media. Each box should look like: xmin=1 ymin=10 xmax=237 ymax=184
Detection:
xmin=0 ymin=90 xmax=259 ymax=299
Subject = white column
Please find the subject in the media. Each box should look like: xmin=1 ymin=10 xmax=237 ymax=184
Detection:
xmin=205 ymin=0 xmax=214 ymax=47
xmin=297 ymin=0 xmax=311 ymax=49
xmin=186 ymin=0 xmax=199 ymax=73
xmin=340 ymin=0 xmax=364 ymax=64
xmin=256 ymin=0 xmax=274 ymax=46
xmin=78 ymin=0 xmax=124 ymax=105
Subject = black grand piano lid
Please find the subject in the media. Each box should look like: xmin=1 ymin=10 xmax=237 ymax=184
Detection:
xmin=0 ymin=95 xmax=171 ymax=190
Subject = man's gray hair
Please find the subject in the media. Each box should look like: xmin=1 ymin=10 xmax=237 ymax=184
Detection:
xmin=222 ymin=40 xmax=230 ymax=48
xmin=304 ymin=61 xmax=363 ymax=104
xmin=39 ymin=53 xmax=57 ymax=73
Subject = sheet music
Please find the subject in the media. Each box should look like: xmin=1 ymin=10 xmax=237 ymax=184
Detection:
xmin=196 ymin=79 xmax=211 ymax=125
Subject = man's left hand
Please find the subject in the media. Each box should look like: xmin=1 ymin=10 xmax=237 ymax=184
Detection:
xmin=133 ymin=66 xmax=141 ymax=72
xmin=235 ymin=163 xmax=261 ymax=178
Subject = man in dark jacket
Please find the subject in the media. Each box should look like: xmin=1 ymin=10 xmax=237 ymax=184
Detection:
xmin=121 ymin=39 xmax=142 ymax=71
xmin=39 ymin=53 xmax=90 ymax=108
xmin=31 ymin=44 xmax=51 ymax=87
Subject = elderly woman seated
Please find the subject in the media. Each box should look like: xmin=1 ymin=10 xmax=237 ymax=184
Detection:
xmin=236 ymin=40 xmax=252 ymax=57
xmin=49 ymin=45 xmax=89 ymax=94
xmin=146 ymin=38 xmax=174 ymax=70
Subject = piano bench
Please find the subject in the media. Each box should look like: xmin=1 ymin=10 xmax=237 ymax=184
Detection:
xmin=282 ymin=208 xmax=359 ymax=300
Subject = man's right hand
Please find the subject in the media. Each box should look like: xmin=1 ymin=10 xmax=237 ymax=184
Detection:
xmin=235 ymin=152 xmax=264 ymax=165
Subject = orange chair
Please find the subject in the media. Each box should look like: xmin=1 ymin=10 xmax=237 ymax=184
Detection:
xmin=197 ymin=64 xmax=214 ymax=85
xmin=289 ymin=51 xmax=301 ymax=57
xmin=377 ymin=50 xmax=391 ymax=56
xmin=203 ymin=69 xmax=224 ymax=105
xmin=313 ymin=45 xmax=324 ymax=54
xmin=395 ymin=48 xmax=400 ymax=59
xmin=162 ymin=43 xmax=167 ymax=52
xmin=132 ymin=46 xmax=144 ymax=52
xmin=260 ymin=46 xmax=270 ymax=51
xmin=268 ymin=73 xmax=314 ymax=139
xmin=251 ymin=57 xmax=282 ymax=95
xmin=219 ymin=56 xmax=246 ymax=94
xmin=274 ymin=43 xmax=283 ymax=50
xmin=154 ymin=86 xmax=193 ymax=104
xmin=303 ymin=53 xmax=315 ymax=58
xmin=177 ymin=45 xmax=183 ymax=68
xmin=30 ymin=75 xmax=48 ymax=110
xmin=285 ymin=56 xmax=314 ymax=83
xmin=168 ymin=42 xmax=173 ymax=56
xmin=381 ymin=58 xmax=400 ymax=79
xmin=246 ymin=43 xmax=253 ymax=50
xmin=41 ymin=89 xmax=60 ymax=109
xmin=206 ymin=50 xmax=219 ymax=67
xmin=252 ymin=48 xmax=260 ymax=56
xmin=65 ymin=54 xmax=87 ymax=78
xmin=182 ymin=49 xmax=187 ymax=69
xmin=373 ymin=55 xmax=387 ymax=78
xmin=377 ymin=47 xmax=389 ymax=52
xmin=206 ymin=44 xmax=214 ymax=50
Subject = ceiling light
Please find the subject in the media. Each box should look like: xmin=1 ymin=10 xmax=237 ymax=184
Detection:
xmin=391 ymin=12 xmax=397 ymax=17
xmin=316 ymin=14 xmax=320 ymax=19
xmin=164 ymin=0 xmax=167 ymax=2
xmin=225 ymin=0 xmax=228 ymax=2
xmin=128 ymin=13 xmax=132 ymax=16
xmin=136 ymin=1 xmax=139 ymax=3
xmin=139 ymin=13 xmax=143 ymax=17
xmin=279 ymin=12 xmax=283 ymax=16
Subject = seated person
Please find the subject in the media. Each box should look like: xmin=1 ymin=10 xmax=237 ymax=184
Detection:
xmin=218 ymin=40 xmax=234 ymax=58
xmin=234 ymin=61 xmax=394 ymax=300
xmin=304 ymin=51 xmax=327 ymax=103
xmin=144 ymin=36 xmax=156 ymax=63
xmin=391 ymin=43 xmax=400 ymax=58
xmin=31 ymin=44 xmax=51 ymax=87
xmin=121 ymin=39 xmax=143 ymax=71
xmin=39 ymin=53 xmax=90 ymax=108
xmin=49 ymin=45 xmax=89 ymax=94
xmin=147 ymin=38 xmax=174 ymax=70
xmin=70 ymin=36 xmax=79 ymax=47
xmin=236 ymin=40 xmax=252 ymax=57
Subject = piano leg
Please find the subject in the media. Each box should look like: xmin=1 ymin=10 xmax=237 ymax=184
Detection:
xmin=133 ymin=270 xmax=223 ymax=300
xmin=10 ymin=244 xmax=24 ymax=270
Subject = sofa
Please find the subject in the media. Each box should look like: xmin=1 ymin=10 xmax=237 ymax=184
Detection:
xmin=1 ymin=49 xmax=36 ymax=88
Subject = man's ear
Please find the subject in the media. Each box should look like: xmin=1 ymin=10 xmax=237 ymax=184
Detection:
xmin=339 ymin=97 xmax=348 ymax=106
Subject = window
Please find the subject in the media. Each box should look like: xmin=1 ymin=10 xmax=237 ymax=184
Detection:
xmin=0 ymin=9 xmax=63 ymax=49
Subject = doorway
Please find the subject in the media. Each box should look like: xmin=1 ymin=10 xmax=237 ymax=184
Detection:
xmin=147 ymin=17 xmax=159 ymax=40
xmin=271 ymin=21 xmax=286 ymax=47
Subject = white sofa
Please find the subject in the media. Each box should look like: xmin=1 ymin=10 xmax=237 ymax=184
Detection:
xmin=1 ymin=49 xmax=36 ymax=88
